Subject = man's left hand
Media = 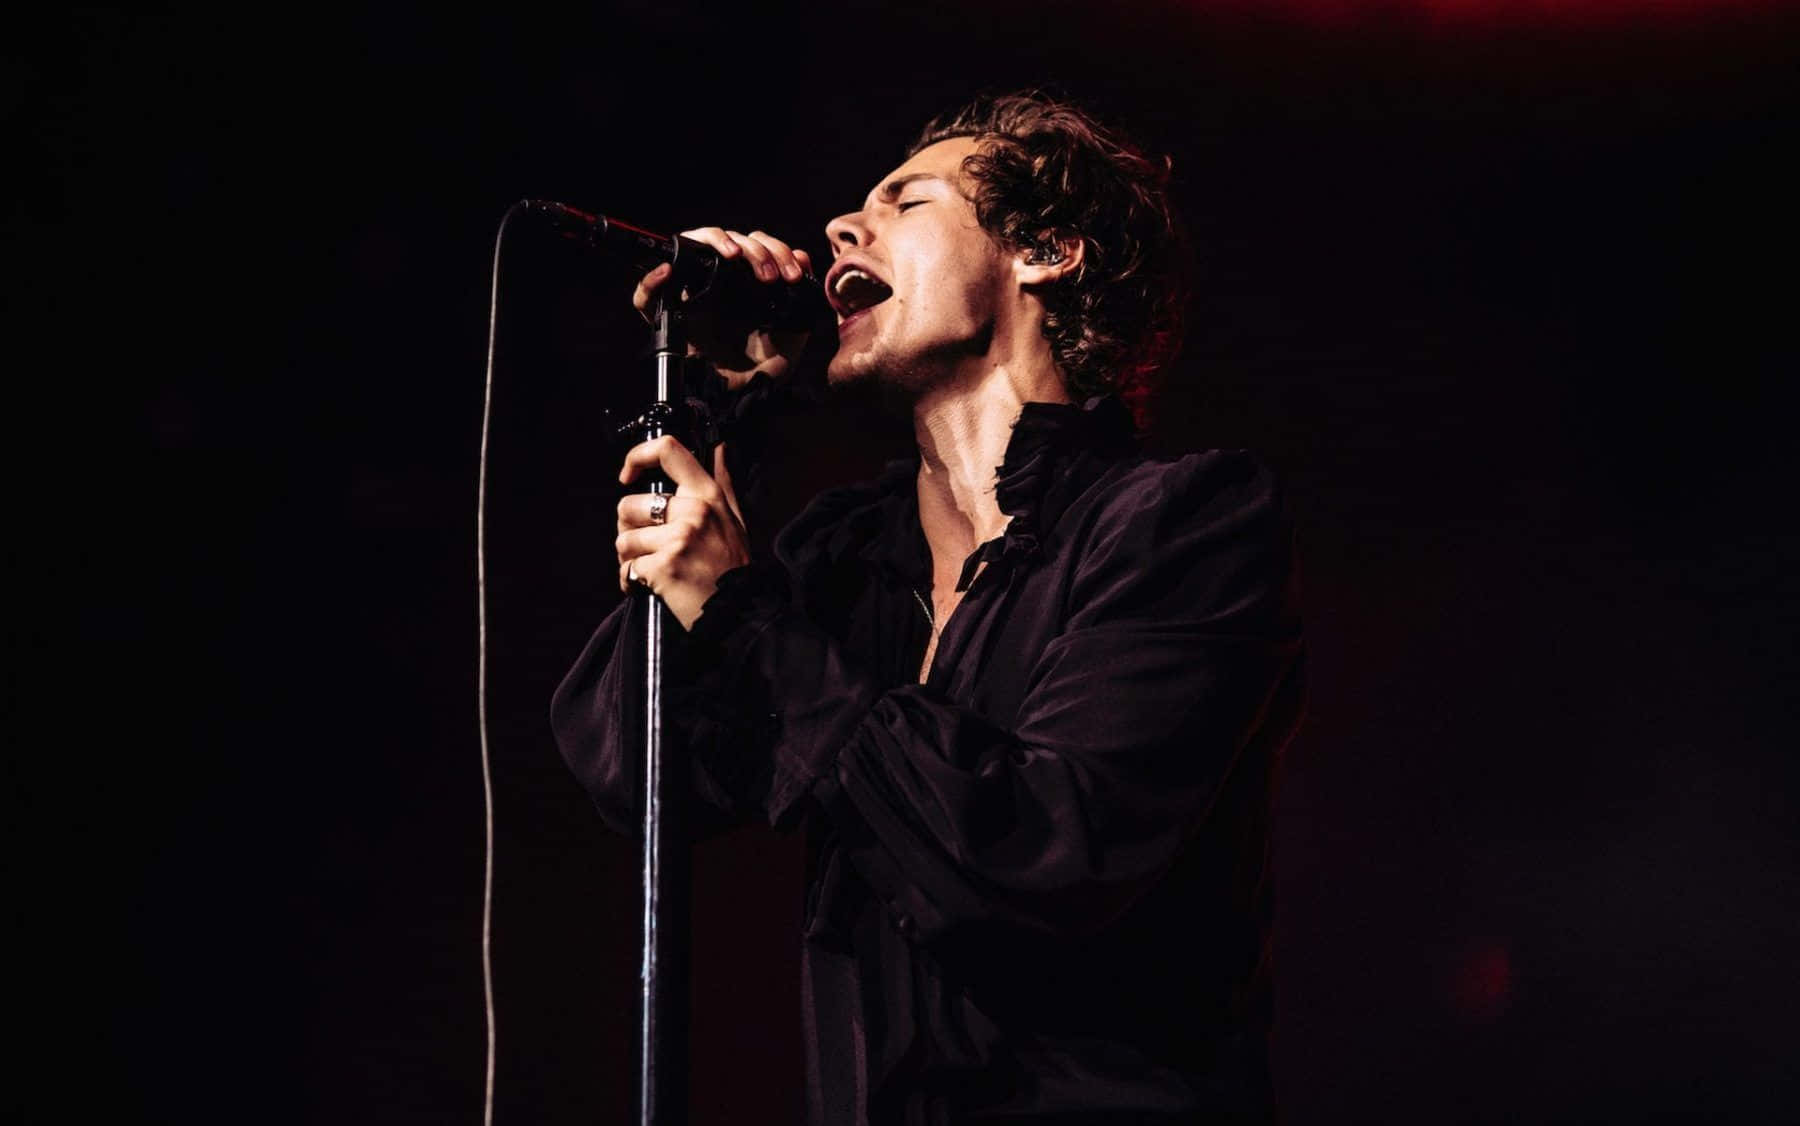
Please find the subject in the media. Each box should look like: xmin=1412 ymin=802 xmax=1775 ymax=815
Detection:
xmin=615 ymin=437 xmax=752 ymax=630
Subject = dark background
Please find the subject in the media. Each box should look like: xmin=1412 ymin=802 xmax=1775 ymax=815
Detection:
xmin=15 ymin=1 xmax=1799 ymax=1122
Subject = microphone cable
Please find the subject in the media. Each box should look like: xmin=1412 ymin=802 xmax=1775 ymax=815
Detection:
xmin=476 ymin=201 xmax=525 ymax=1126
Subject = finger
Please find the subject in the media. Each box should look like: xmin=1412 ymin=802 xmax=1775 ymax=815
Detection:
xmin=631 ymin=262 xmax=673 ymax=315
xmin=678 ymin=227 xmax=743 ymax=260
xmin=746 ymin=230 xmax=804 ymax=282
xmin=616 ymin=525 xmax=682 ymax=564
xmin=619 ymin=551 xmax=652 ymax=593
xmin=619 ymin=552 xmax=663 ymax=595
xmin=793 ymin=248 xmax=814 ymax=276
xmin=616 ymin=491 xmax=697 ymax=534
xmin=725 ymin=230 xmax=780 ymax=282
xmin=620 ymin=435 xmax=716 ymax=495
xmin=712 ymin=443 xmax=745 ymax=527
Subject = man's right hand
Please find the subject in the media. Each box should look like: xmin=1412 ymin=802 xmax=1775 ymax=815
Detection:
xmin=633 ymin=226 xmax=815 ymax=391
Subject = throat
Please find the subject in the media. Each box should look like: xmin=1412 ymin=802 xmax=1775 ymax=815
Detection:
xmin=915 ymin=460 xmax=1008 ymax=579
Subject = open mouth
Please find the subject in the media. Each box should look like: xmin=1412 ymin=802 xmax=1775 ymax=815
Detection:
xmin=826 ymin=263 xmax=894 ymax=321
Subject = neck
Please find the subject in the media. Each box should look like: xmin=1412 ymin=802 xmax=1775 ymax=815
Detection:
xmin=911 ymin=342 xmax=1070 ymax=575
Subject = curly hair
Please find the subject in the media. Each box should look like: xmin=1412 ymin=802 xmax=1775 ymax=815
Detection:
xmin=908 ymin=91 xmax=1189 ymax=404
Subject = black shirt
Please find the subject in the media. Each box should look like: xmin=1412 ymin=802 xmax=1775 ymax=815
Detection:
xmin=552 ymin=395 xmax=1304 ymax=1124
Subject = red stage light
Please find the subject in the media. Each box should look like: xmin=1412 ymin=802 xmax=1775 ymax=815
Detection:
xmin=1447 ymin=939 xmax=1514 ymax=1021
xmin=1175 ymin=0 xmax=1788 ymax=26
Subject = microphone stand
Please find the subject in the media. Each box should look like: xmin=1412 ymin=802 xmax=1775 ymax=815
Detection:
xmin=518 ymin=201 xmax=822 ymax=1123
xmin=613 ymin=223 xmax=816 ymax=1126
xmin=636 ymin=291 xmax=690 ymax=1126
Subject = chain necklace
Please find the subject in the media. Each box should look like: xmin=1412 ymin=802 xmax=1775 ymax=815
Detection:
xmin=912 ymin=588 xmax=942 ymax=684
xmin=911 ymin=588 xmax=937 ymax=633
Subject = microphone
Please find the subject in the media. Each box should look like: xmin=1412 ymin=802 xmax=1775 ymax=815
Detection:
xmin=521 ymin=199 xmax=828 ymax=332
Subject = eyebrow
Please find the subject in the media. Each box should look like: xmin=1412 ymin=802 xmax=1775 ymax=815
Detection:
xmin=876 ymin=172 xmax=947 ymax=202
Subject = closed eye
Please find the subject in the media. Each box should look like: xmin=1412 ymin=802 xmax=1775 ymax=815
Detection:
xmin=897 ymin=199 xmax=928 ymax=212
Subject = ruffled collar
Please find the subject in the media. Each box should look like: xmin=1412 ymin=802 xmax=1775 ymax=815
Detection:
xmin=994 ymin=394 xmax=1137 ymax=534
xmin=856 ymin=395 xmax=1137 ymax=592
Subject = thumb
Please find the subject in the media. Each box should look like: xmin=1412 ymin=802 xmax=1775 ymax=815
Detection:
xmin=713 ymin=442 xmax=746 ymax=528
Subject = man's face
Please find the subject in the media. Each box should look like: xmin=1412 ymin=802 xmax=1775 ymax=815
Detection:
xmin=822 ymin=137 xmax=1014 ymax=390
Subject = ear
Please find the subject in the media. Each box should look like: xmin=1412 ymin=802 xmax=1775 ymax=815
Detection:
xmin=1014 ymin=232 xmax=1085 ymax=286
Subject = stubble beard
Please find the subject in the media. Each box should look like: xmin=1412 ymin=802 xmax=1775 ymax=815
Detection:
xmin=826 ymin=319 xmax=993 ymax=411
xmin=826 ymin=333 xmax=934 ymax=411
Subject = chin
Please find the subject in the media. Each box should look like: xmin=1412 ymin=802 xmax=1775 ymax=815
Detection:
xmin=826 ymin=334 xmax=946 ymax=401
xmin=826 ymin=346 xmax=882 ymax=388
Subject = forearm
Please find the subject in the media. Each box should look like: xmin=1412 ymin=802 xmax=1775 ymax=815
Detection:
xmin=551 ymin=594 xmax=772 ymax=835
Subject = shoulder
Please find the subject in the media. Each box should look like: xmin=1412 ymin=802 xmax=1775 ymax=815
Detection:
xmin=772 ymin=457 xmax=916 ymax=579
xmin=1086 ymin=448 xmax=1289 ymax=548
xmin=1069 ymin=449 xmax=1298 ymax=632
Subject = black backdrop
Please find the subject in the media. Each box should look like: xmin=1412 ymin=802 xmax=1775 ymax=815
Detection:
xmin=16 ymin=2 xmax=1800 ymax=1122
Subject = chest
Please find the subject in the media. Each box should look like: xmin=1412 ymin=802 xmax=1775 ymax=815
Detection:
xmin=820 ymin=548 xmax=1075 ymax=732
xmin=913 ymin=568 xmax=972 ymax=683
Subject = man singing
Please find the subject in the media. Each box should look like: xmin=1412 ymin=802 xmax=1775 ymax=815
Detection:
xmin=553 ymin=91 xmax=1304 ymax=1124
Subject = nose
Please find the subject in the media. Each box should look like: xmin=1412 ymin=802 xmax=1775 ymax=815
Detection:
xmin=825 ymin=209 xmax=869 ymax=253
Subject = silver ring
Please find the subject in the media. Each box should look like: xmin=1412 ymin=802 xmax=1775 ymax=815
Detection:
xmin=649 ymin=493 xmax=670 ymax=526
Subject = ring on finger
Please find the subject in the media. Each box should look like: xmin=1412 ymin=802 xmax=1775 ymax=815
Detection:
xmin=649 ymin=493 xmax=670 ymax=526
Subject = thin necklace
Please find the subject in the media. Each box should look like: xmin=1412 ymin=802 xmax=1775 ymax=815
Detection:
xmin=911 ymin=588 xmax=936 ymax=632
